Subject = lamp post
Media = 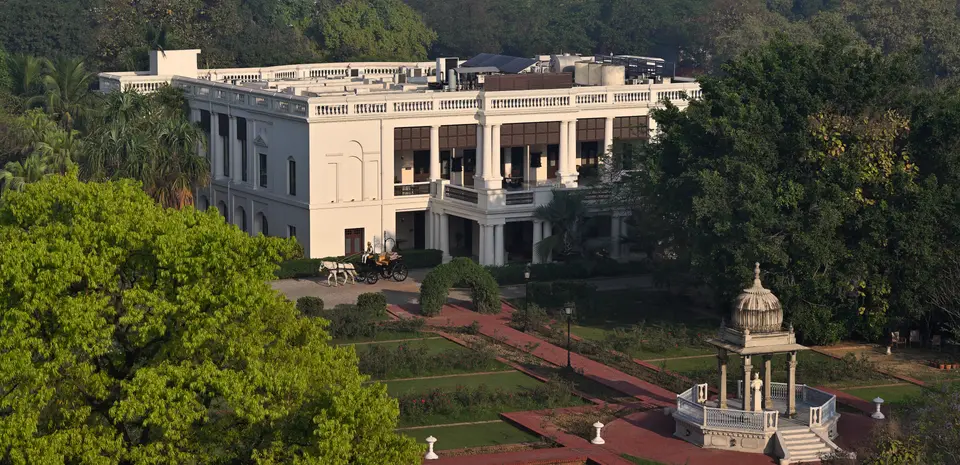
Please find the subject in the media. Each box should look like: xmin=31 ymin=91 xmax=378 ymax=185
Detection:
xmin=524 ymin=263 xmax=531 ymax=305
xmin=564 ymin=303 xmax=574 ymax=369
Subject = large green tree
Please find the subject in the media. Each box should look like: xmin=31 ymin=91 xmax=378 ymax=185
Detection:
xmin=316 ymin=0 xmax=437 ymax=62
xmin=0 ymin=175 xmax=422 ymax=464
xmin=622 ymin=35 xmax=945 ymax=343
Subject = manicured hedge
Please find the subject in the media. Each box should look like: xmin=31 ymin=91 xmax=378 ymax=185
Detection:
xmin=420 ymin=257 xmax=500 ymax=316
xmin=357 ymin=292 xmax=387 ymax=317
xmin=275 ymin=249 xmax=443 ymax=279
xmin=295 ymin=296 xmax=325 ymax=317
xmin=482 ymin=258 xmax=652 ymax=285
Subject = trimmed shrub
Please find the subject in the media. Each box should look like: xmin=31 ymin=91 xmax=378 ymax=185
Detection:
xmin=275 ymin=249 xmax=442 ymax=279
xmin=380 ymin=317 xmax=426 ymax=334
xmin=419 ymin=257 xmax=500 ymax=316
xmin=357 ymin=292 xmax=387 ymax=317
xmin=509 ymin=303 xmax=549 ymax=333
xmin=295 ymin=296 xmax=325 ymax=317
xmin=357 ymin=340 xmax=501 ymax=379
xmin=326 ymin=304 xmax=379 ymax=340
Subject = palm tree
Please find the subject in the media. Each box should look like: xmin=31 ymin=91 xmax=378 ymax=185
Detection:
xmin=39 ymin=56 xmax=94 ymax=131
xmin=32 ymin=127 xmax=81 ymax=175
xmin=6 ymin=54 xmax=46 ymax=109
xmin=533 ymin=190 xmax=598 ymax=262
xmin=82 ymin=88 xmax=209 ymax=209
xmin=0 ymin=153 xmax=50 ymax=192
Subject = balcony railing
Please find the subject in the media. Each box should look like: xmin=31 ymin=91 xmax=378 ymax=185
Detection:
xmin=675 ymin=384 xmax=778 ymax=433
xmin=394 ymin=182 xmax=431 ymax=196
xmin=444 ymin=185 xmax=479 ymax=204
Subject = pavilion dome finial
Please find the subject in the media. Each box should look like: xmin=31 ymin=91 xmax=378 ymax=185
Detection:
xmin=730 ymin=262 xmax=783 ymax=333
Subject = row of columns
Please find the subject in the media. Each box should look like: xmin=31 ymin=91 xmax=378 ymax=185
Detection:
xmin=194 ymin=109 xmax=257 ymax=186
xmin=419 ymin=117 xmax=619 ymax=189
xmin=717 ymin=350 xmax=797 ymax=416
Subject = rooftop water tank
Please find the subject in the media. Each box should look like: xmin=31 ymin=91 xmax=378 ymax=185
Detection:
xmin=588 ymin=63 xmax=603 ymax=86
xmin=574 ymin=62 xmax=591 ymax=85
xmin=601 ymin=65 xmax=626 ymax=86
xmin=550 ymin=54 xmax=583 ymax=74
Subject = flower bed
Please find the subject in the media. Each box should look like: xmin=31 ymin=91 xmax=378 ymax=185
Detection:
xmin=397 ymin=378 xmax=584 ymax=426
xmin=358 ymin=340 xmax=506 ymax=379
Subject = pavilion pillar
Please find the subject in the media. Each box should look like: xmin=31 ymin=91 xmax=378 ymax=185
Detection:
xmin=763 ymin=355 xmax=773 ymax=410
xmin=742 ymin=355 xmax=753 ymax=412
xmin=717 ymin=350 xmax=728 ymax=409
xmin=787 ymin=351 xmax=797 ymax=416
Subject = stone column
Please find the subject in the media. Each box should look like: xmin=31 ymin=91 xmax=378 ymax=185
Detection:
xmin=425 ymin=212 xmax=434 ymax=249
xmin=532 ymin=219 xmax=543 ymax=264
xmin=439 ymin=213 xmax=450 ymax=261
xmin=603 ymin=116 xmax=614 ymax=157
xmin=742 ymin=355 xmax=753 ymax=412
xmin=491 ymin=124 xmax=501 ymax=184
xmin=610 ymin=215 xmax=621 ymax=260
xmin=429 ymin=125 xmax=440 ymax=181
xmin=210 ymin=112 xmax=221 ymax=178
xmin=478 ymin=124 xmax=492 ymax=186
xmin=558 ymin=120 xmax=569 ymax=180
xmin=788 ymin=351 xmax=797 ymax=416
xmin=483 ymin=224 xmax=495 ymax=266
xmin=543 ymin=222 xmax=554 ymax=263
xmin=246 ymin=118 xmax=255 ymax=184
xmin=718 ymin=349 xmax=728 ymax=409
xmin=763 ymin=355 xmax=773 ymax=410
xmin=382 ymin=124 xmax=395 ymax=200
xmin=478 ymin=223 xmax=488 ymax=265
xmin=568 ymin=120 xmax=578 ymax=172
xmin=494 ymin=223 xmax=505 ymax=266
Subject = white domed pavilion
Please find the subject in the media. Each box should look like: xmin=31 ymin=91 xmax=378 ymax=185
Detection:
xmin=671 ymin=264 xmax=849 ymax=464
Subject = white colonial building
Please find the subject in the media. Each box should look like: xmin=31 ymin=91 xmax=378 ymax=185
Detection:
xmin=99 ymin=50 xmax=700 ymax=264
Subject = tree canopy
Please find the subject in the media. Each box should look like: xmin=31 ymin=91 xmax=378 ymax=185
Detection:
xmin=0 ymin=175 xmax=422 ymax=464
xmin=618 ymin=34 xmax=960 ymax=344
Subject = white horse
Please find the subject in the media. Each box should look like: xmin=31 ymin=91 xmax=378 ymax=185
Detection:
xmin=320 ymin=261 xmax=358 ymax=287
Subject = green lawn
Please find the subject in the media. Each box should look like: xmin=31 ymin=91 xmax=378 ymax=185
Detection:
xmin=350 ymin=337 xmax=458 ymax=354
xmin=331 ymin=330 xmax=425 ymax=345
xmin=621 ymin=454 xmax=669 ymax=465
xmin=402 ymin=421 xmax=541 ymax=451
xmin=842 ymin=384 xmax=925 ymax=404
xmin=385 ymin=371 xmax=543 ymax=396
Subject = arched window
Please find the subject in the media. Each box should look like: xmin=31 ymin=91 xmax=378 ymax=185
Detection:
xmin=256 ymin=212 xmax=269 ymax=236
xmin=217 ymin=201 xmax=227 ymax=218
xmin=235 ymin=206 xmax=247 ymax=232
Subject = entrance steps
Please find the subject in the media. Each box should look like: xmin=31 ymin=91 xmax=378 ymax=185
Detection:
xmin=777 ymin=426 xmax=840 ymax=464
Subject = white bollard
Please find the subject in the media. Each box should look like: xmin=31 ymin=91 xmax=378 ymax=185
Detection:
xmin=591 ymin=421 xmax=605 ymax=445
xmin=886 ymin=346 xmax=892 ymax=355
xmin=872 ymin=397 xmax=885 ymax=420
xmin=425 ymin=436 xmax=439 ymax=460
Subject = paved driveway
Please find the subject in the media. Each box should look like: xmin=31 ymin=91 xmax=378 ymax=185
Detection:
xmin=270 ymin=271 xmax=653 ymax=308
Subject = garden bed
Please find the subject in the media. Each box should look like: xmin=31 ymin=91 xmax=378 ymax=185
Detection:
xmin=355 ymin=336 xmax=512 ymax=380
xmin=385 ymin=371 xmax=542 ymax=395
xmin=401 ymin=421 xmax=543 ymax=451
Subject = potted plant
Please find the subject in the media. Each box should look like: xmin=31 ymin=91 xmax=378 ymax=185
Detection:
xmin=938 ymin=360 xmax=947 ymax=370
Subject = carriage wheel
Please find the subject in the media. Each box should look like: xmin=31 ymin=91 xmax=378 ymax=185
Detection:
xmin=365 ymin=271 xmax=379 ymax=284
xmin=392 ymin=263 xmax=408 ymax=282
xmin=380 ymin=267 xmax=391 ymax=279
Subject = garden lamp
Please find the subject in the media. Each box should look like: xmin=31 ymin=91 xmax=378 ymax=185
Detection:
xmin=524 ymin=263 xmax=531 ymax=304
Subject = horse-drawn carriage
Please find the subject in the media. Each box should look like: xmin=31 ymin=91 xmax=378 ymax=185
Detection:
xmin=358 ymin=240 xmax=409 ymax=284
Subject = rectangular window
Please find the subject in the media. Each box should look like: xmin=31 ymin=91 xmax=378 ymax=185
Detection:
xmin=288 ymin=225 xmax=297 ymax=238
xmin=344 ymin=228 xmax=364 ymax=255
xmin=238 ymin=117 xmax=248 ymax=182
xmin=259 ymin=153 xmax=268 ymax=187
xmin=241 ymin=144 xmax=248 ymax=182
xmin=222 ymin=135 xmax=230 ymax=177
xmin=288 ymin=159 xmax=296 ymax=196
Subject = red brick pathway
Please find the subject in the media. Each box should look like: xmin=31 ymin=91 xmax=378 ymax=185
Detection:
xmin=385 ymin=302 xmax=879 ymax=465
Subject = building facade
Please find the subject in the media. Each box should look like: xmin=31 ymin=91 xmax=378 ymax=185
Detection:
xmin=99 ymin=50 xmax=700 ymax=265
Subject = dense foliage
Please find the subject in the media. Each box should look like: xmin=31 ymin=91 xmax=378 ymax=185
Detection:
xmin=616 ymin=34 xmax=960 ymax=344
xmin=0 ymin=176 xmax=421 ymax=464
xmin=419 ymin=257 xmax=500 ymax=316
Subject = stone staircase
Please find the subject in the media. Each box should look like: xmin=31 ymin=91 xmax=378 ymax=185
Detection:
xmin=777 ymin=426 xmax=837 ymax=464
